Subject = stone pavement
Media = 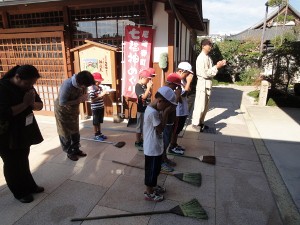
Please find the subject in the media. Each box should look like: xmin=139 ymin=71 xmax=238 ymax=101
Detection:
xmin=0 ymin=85 xmax=299 ymax=225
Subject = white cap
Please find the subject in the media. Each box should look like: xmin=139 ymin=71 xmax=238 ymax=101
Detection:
xmin=178 ymin=62 xmax=193 ymax=74
xmin=157 ymin=86 xmax=177 ymax=105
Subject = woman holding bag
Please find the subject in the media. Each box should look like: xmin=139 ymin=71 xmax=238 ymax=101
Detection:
xmin=0 ymin=65 xmax=44 ymax=203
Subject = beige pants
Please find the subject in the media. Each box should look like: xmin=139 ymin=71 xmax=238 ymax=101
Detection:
xmin=192 ymin=84 xmax=211 ymax=126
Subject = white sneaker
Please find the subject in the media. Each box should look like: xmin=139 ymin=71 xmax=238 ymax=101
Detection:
xmin=186 ymin=124 xmax=201 ymax=132
xmin=168 ymin=146 xmax=184 ymax=155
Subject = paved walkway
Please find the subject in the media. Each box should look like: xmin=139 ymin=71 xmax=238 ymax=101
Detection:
xmin=0 ymin=85 xmax=299 ymax=225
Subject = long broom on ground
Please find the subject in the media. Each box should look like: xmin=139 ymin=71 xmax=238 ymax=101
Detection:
xmin=112 ymin=160 xmax=201 ymax=186
xmin=71 ymin=198 xmax=208 ymax=222
xmin=168 ymin=153 xmax=216 ymax=165
xmin=81 ymin=137 xmax=126 ymax=148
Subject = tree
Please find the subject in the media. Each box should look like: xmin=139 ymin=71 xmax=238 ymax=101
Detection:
xmin=196 ymin=39 xmax=261 ymax=83
xmin=264 ymin=31 xmax=300 ymax=92
xmin=268 ymin=0 xmax=286 ymax=7
xmin=216 ymin=40 xmax=260 ymax=82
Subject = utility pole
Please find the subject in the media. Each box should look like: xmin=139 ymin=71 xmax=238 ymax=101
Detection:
xmin=260 ymin=2 xmax=269 ymax=54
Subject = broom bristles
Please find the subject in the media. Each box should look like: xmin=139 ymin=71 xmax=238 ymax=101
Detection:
xmin=199 ymin=156 xmax=216 ymax=165
xmin=174 ymin=173 xmax=202 ymax=186
xmin=170 ymin=199 xmax=208 ymax=220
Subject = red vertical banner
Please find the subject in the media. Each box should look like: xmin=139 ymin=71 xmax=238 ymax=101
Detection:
xmin=123 ymin=25 xmax=154 ymax=98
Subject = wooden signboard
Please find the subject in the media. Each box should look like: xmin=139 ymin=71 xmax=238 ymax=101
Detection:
xmin=79 ymin=46 xmax=113 ymax=84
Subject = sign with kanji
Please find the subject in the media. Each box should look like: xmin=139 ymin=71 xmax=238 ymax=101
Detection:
xmin=123 ymin=25 xmax=154 ymax=98
xmin=79 ymin=46 xmax=112 ymax=84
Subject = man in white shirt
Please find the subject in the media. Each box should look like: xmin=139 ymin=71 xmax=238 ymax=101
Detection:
xmin=191 ymin=39 xmax=226 ymax=132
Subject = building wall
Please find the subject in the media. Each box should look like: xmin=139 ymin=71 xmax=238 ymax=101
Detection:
xmin=152 ymin=1 xmax=168 ymax=63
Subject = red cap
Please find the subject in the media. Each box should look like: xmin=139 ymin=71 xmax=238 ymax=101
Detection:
xmin=167 ymin=73 xmax=182 ymax=86
xmin=139 ymin=70 xmax=153 ymax=78
xmin=147 ymin=68 xmax=156 ymax=75
xmin=92 ymin=72 xmax=104 ymax=82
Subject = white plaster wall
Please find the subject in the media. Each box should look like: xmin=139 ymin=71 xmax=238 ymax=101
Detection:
xmin=152 ymin=2 xmax=168 ymax=63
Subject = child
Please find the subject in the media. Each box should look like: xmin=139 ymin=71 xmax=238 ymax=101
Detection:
xmin=160 ymin=73 xmax=182 ymax=172
xmin=89 ymin=72 xmax=109 ymax=141
xmin=168 ymin=62 xmax=194 ymax=155
xmin=134 ymin=69 xmax=154 ymax=149
xmin=143 ymin=86 xmax=177 ymax=202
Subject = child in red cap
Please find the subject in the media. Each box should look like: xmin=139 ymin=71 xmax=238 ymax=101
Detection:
xmin=89 ymin=72 xmax=109 ymax=141
xmin=134 ymin=69 xmax=154 ymax=150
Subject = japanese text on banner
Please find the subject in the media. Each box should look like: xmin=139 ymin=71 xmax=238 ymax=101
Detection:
xmin=123 ymin=25 xmax=154 ymax=98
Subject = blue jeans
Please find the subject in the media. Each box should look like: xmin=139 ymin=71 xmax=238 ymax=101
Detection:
xmin=163 ymin=124 xmax=173 ymax=151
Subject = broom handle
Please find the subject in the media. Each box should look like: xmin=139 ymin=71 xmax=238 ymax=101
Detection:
xmin=71 ymin=210 xmax=171 ymax=221
xmin=112 ymin=160 xmax=174 ymax=176
xmin=112 ymin=160 xmax=143 ymax=169
xmin=81 ymin=137 xmax=115 ymax=145
xmin=167 ymin=153 xmax=198 ymax=160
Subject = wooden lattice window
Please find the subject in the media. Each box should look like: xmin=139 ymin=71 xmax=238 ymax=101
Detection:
xmin=0 ymin=32 xmax=67 ymax=112
xmin=71 ymin=5 xmax=147 ymax=47
xmin=9 ymin=11 xmax=64 ymax=28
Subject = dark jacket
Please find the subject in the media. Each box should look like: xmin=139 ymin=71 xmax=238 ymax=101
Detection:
xmin=0 ymin=79 xmax=43 ymax=150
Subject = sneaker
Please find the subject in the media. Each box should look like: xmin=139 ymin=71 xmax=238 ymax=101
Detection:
xmin=135 ymin=141 xmax=143 ymax=151
xmin=187 ymin=124 xmax=201 ymax=132
xmin=153 ymin=185 xmax=166 ymax=194
xmin=67 ymin=154 xmax=79 ymax=161
xmin=94 ymin=135 xmax=104 ymax=141
xmin=200 ymin=124 xmax=209 ymax=133
xmin=161 ymin=162 xmax=174 ymax=172
xmin=76 ymin=150 xmax=87 ymax=157
xmin=168 ymin=146 xmax=184 ymax=155
xmin=175 ymin=144 xmax=185 ymax=151
xmin=144 ymin=191 xmax=164 ymax=202
xmin=99 ymin=133 xmax=107 ymax=139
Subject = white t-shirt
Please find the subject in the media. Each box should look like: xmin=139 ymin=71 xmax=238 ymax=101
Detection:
xmin=143 ymin=106 xmax=163 ymax=156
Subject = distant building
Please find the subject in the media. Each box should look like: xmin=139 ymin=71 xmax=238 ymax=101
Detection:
xmin=226 ymin=3 xmax=300 ymax=79
xmin=226 ymin=4 xmax=300 ymax=44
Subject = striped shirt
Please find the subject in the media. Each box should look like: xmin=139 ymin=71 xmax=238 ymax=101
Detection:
xmin=88 ymin=85 xmax=104 ymax=110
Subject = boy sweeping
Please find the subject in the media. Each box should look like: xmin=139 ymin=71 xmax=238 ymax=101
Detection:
xmin=143 ymin=86 xmax=177 ymax=202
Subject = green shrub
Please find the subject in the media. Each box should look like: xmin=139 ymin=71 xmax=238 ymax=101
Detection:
xmin=212 ymin=79 xmax=230 ymax=86
xmin=247 ymin=90 xmax=259 ymax=101
xmin=238 ymin=67 xmax=260 ymax=85
xmin=266 ymin=98 xmax=277 ymax=106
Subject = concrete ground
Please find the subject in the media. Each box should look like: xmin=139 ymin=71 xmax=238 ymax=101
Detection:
xmin=0 ymin=85 xmax=299 ymax=225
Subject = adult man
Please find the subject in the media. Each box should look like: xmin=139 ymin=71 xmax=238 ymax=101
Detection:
xmin=54 ymin=71 xmax=95 ymax=161
xmin=191 ymin=39 xmax=226 ymax=132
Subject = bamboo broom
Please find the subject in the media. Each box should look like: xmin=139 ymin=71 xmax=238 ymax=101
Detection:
xmin=112 ymin=160 xmax=201 ymax=186
xmin=168 ymin=154 xmax=216 ymax=165
xmin=81 ymin=137 xmax=126 ymax=148
xmin=71 ymin=198 xmax=208 ymax=222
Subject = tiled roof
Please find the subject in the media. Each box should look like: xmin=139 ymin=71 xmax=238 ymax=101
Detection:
xmin=250 ymin=4 xmax=300 ymax=29
xmin=226 ymin=26 xmax=298 ymax=42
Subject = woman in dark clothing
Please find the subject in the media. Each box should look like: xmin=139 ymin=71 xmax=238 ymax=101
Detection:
xmin=54 ymin=71 xmax=95 ymax=161
xmin=0 ymin=65 xmax=44 ymax=203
